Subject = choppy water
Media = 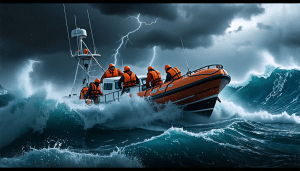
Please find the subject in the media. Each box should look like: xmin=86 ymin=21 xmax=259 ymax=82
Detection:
xmin=0 ymin=61 xmax=300 ymax=168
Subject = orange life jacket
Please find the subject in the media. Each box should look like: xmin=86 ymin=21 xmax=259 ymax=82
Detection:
xmin=167 ymin=67 xmax=182 ymax=81
xmin=149 ymin=70 xmax=162 ymax=87
xmin=84 ymin=49 xmax=88 ymax=54
xmin=90 ymin=83 xmax=102 ymax=96
xmin=80 ymin=87 xmax=89 ymax=99
xmin=123 ymin=72 xmax=137 ymax=88
xmin=105 ymin=68 xmax=119 ymax=78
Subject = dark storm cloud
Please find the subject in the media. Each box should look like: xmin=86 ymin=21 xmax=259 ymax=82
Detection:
xmin=127 ymin=28 xmax=213 ymax=50
xmin=0 ymin=3 xmax=267 ymax=89
xmin=88 ymin=3 xmax=179 ymax=21
xmin=228 ymin=26 xmax=243 ymax=34
xmin=123 ymin=4 xmax=264 ymax=50
xmin=0 ymin=3 xmax=265 ymax=62
xmin=0 ymin=3 xmax=128 ymax=62
xmin=0 ymin=3 xmax=112 ymax=89
xmin=233 ymin=40 xmax=251 ymax=47
xmin=263 ymin=28 xmax=300 ymax=59
xmin=0 ymin=3 xmax=70 ymax=61
xmin=181 ymin=4 xmax=264 ymax=22
xmin=236 ymin=4 xmax=265 ymax=20
xmin=253 ymin=14 xmax=300 ymax=68
xmin=256 ymin=22 xmax=272 ymax=30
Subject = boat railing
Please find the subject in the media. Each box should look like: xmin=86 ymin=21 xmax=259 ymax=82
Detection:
xmin=97 ymin=84 xmax=146 ymax=103
xmin=100 ymin=90 xmax=121 ymax=103
xmin=143 ymin=64 xmax=224 ymax=92
xmin=90 ymin=64 xmax=224 ymax=104
xmin=183 ymin=64 xmax=223 ymax=77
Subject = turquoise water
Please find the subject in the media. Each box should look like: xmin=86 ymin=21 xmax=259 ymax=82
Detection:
xmin=0 ymin=67 xmax=300 ymax=168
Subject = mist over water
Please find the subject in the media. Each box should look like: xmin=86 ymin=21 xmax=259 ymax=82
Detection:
xmin=0 ymin=60 xmax=300 ymax=168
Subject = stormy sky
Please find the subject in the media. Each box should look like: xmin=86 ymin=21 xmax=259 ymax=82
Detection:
xmin=1 ymin=3 xmax=300 ymax=94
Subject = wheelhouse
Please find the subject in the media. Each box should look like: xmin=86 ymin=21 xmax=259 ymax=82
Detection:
xmin=99 ymin=75 xmax=147 ymax=103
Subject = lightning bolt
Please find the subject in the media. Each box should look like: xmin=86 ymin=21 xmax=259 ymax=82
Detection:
xmin=112 ymin=14 xmax=158 ymax=66
xmin=149 ymin=46 xmax=156 ymax=66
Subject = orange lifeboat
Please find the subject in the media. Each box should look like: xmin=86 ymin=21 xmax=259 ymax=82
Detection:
xmin=137 ymin=64 xmax=231 ymax=117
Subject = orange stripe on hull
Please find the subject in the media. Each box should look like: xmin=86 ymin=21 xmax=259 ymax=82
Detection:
xmin=155 ymin=79 xmax=221 ymax=105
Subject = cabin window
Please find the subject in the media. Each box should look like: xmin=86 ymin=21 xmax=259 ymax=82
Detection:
xmin=141 ymin=79 xmax=147 ymax=85
xmin=142 ymin=85 xmax=147 ymax=91
xmin=104 ymin=83 xmax=113 ymax=90
xmin=141 ymin=78 xmax=147 ymax=91
xmin=115 ymin=82 xmax=121 ymax=89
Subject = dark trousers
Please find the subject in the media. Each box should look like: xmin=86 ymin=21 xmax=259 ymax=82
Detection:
xmin=89 ymin=96 xmax=99 ymax=104
xmin=121 ymin=87 xmax=131 ymax=95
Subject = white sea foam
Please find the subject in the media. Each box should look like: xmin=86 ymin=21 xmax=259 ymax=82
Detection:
xmin=16 ymin=60 xmax=40 ymax=98
xmin=70 ymin=94 xmax=183 ymax=130
xmin=0 ymin=58 xmax=183 ymax=149
xmin=0 ymin=91 xmax=54 ymax=149
xmin=0 ymin=60 xmax=54 ymax=149
xmin=0 ymin=146 xmax=143 ymax=168
xmin=230 ymin=50 xmax=300 ymax=88
xmin=120 ymin=126 xmax=226 ymax=150
xmin=212 ymin=99 xmax=300 ymax=124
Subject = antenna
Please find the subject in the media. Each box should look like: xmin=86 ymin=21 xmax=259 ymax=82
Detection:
xmin=63 ymin=4 xmax=73 ymax=56
xmin=87 ymin=9 xmax=96 ymax=54
xmin=180 ymin=37 xmax=190 ymax=74
xmin=74 ymin=15 xmax=78 ymax=29
xmin=74 ymin=15 xmax=80 ymax=54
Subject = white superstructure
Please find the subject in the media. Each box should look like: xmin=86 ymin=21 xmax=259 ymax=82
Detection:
xmin=63 ymin=9 xmax=149 ymax=104
xmin=99 ymin=75 xmax=147 ymax=103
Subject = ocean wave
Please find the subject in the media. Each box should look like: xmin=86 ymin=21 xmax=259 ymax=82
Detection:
xmin=0 ymin=145 xmax=143 ymax=168
xmin=212 ymin=99 xmax=300 ymax=124
xmin=220 ymin=67 xmax=300 ymax=115
xmin=0 ymin=90 xmax=56 ymax=149
xmin=70 ymin=94 xmax=183 ymax=130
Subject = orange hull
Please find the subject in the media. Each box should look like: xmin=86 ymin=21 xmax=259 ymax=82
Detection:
xmin=137 ymin=66 xmax=231 ymax=117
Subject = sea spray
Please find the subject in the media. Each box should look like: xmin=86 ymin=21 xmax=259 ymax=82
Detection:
xmin=16 ymin=60 xmax=40 ymax=99
xmin=0 ymin=60 xmax=54 ymax=149
xmin=0 ymin=139 xmax=143 ymax=168
xmin=71 ymin=94 xmax=183 ymax=130
xmin=212 ymin=99 xmax=300 ymax=124
xmin=0 ymin=91 xmax=56 ymax=149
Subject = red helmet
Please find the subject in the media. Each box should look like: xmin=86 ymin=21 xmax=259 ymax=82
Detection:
xmin=124 ymin=65 xmax=130 ymax=72
xmin=148 ymin=66 xmax=154 ymax=71
xmin=109 ymin=63 xmax=114 ymax=69
xmin=165 ymin=64 xmax=171 ymax=71
xmin=95 ymin=78 xmax=100 ymax=83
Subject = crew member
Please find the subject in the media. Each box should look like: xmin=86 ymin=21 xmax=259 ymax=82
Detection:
xmin=84 ymin=49 xmax=88 ymax=54
xmin=100 ymin=63 xmax=123 ymax=83
xmin=164 ymin=64 xmax=183 ymax=83
xmin=79 ymin=86 xmax=89 ymax=99
xmin=84 ymin=78 xmax=103 ymax=104
xmin=118 ymin=65 xmax=139 ymax=95
xmin=146 ymin=66 xmax=163 ymax=88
